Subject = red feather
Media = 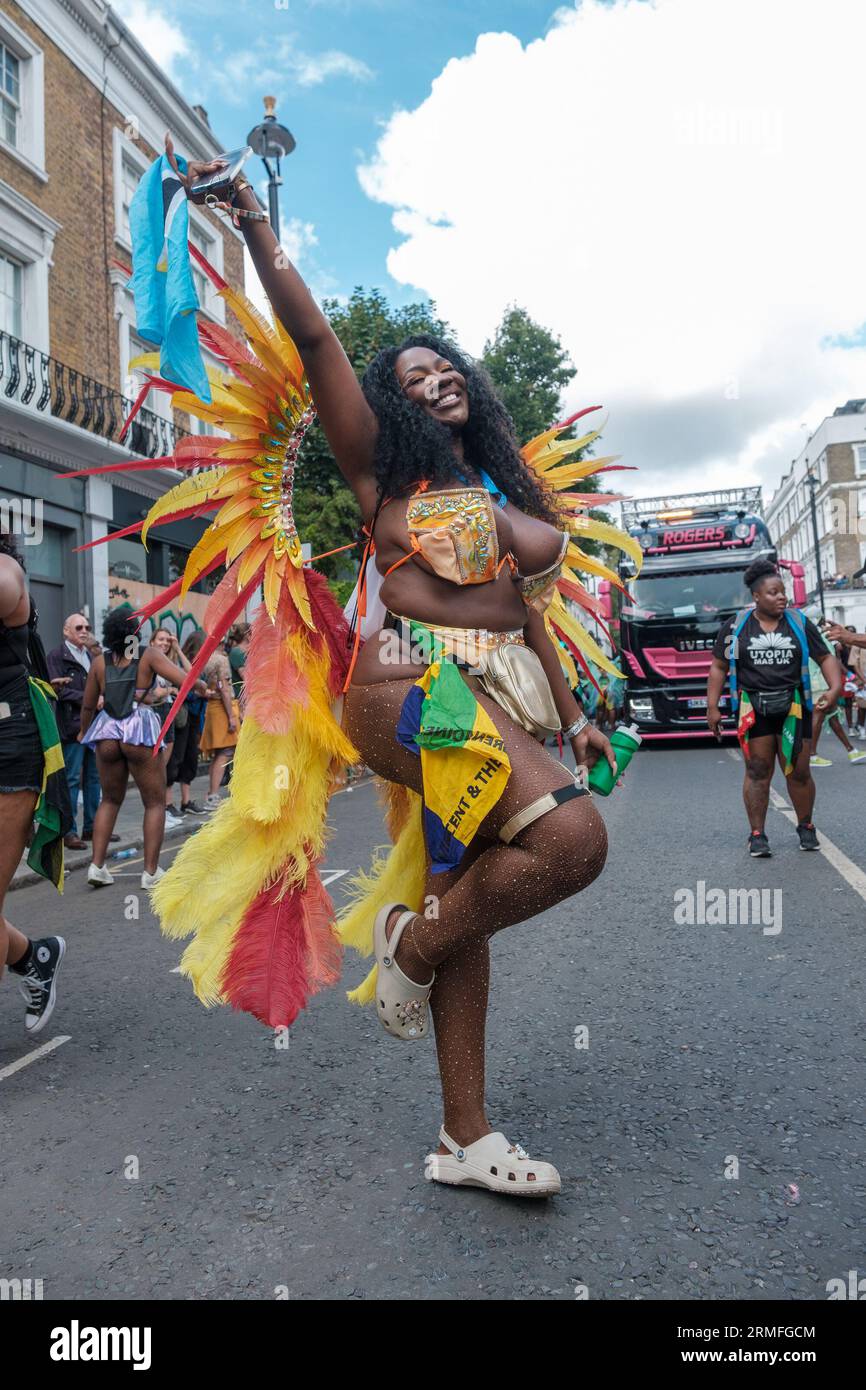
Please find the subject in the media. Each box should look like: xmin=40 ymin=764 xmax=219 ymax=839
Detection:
xmin=222 ymin=878 xmax=313 ymax=1029
xmin=305 ymin=569 xmax=353 ymax=694
xmin=131 ymin=554 xmax=225 ymax=625
xmin=300 ymin=865 xmax=342 ymax=990
xmin=153 ymin=571 xmax=260 ymax=750
xmin=244 ymin=592 xmax=309 ymax=735
xmin=188 ymin=240 xmax=228 ymax=293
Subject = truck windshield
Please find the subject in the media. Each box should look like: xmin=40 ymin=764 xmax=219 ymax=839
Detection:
xmin=623 ymin=569 xmax=751 ymax=620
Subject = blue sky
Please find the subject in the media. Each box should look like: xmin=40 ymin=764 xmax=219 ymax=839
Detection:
xmin=123 ymin=0 xmax=563 ymax=309
xmin=118 ymin=0 xmax=866 ymax=502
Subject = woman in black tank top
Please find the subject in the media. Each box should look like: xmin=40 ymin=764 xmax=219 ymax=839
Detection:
xmin=79 ymin=608 xmax=208 ymax=890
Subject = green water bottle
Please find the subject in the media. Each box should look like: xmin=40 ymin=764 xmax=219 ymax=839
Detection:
xmin=587 ymin=723 xmax=642 ymax=796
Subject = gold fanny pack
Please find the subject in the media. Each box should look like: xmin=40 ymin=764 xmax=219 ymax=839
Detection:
xmin=477 ymin=640 xmax=561 ymax=740
xmin=418 ymin=623 xmax=560 ymax=741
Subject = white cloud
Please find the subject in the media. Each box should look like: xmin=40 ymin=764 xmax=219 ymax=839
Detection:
xmin=210 ymin=40 xmax=372 ymax=106
xmin=293 ymin=50 xmax=374 ymax=87
xmin=243 ymin=216 xmax=337 ymax=322
xmin=113 ymin=0 xmax=190 ymax=80
xmin=358 ymin=0 xmax=866 ymax=503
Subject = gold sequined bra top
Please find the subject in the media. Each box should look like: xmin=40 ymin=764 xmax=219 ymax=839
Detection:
xmin=382 ymin=483 xmax=569 ymax=614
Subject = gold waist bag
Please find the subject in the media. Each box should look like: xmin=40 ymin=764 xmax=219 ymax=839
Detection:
xmin=478 ymin=641 xmax=561 ymax=741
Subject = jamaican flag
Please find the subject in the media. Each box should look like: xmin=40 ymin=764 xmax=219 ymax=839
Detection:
xmin=26 ymin=676 xmax=72 ymax=889
xmin=397 ymin=656 xmax=511 ymax=872
xmin=737 ymin=688 xmax=804 ymax=775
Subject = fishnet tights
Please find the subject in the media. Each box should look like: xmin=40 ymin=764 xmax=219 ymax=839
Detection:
xmin=343 ymin=677 xmax=608 ymax=1143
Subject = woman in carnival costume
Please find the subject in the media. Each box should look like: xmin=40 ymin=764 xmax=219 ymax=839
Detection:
xmin=75 ymin=138 xmax=643 ymax=1197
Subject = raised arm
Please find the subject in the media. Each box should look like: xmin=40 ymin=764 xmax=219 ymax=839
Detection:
xmin=166 ymin=138 xmax=380 ymax=518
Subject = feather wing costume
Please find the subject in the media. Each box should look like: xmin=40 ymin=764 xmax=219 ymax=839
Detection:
xmin=69 ymin=249 xmax=639 ymax=1027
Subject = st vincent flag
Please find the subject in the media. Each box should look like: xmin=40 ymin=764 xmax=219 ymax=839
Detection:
xmin=128 ymin=153 xmax=211 ymax=403
xmin=397 ymin=659 xmax=511 ymax=872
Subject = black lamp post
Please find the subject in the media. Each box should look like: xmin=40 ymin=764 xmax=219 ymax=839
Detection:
xmin=805 ymin=465 xmax=825 ymax=616
xmin=246 ymin=97 xmax=296 ymax=242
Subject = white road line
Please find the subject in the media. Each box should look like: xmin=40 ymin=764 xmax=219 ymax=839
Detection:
xmin=726 ymin=747 xmax=866 ymax=907
xmin=0 ymin=1034 xmax=71 ymax=1082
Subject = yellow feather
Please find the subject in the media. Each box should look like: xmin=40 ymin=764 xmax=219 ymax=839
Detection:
xmin=564 ymin=542 xmax=623 ymax=588
xmin=548 ymin=599 xmax=624 ymax=679
xmin=178 ymin=524 xmax=229 ymax=604
xmin=569 ymin=516 xmax=644 ymax=570
xmin=225 ymin=513 xmax=267 ymax=565
xmin=263 ymin=550 xmax=284 ymax=620
xmin=236 ymin=537 xmax=270 ymax=589
xmin=219 ymin=286 xmax=288 ymax=381
xmin=285 ymin=563 xmax=314 ymax=630
xmin=140 ymin=470 xmax=225 ymax=548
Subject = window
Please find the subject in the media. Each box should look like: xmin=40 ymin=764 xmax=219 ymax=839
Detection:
xmin=0 ymin=43 xmax=19 ymax=146
xmin=120 ymin=156 xmax=140 ymax=245
xmin=188 ymin=222 xmax=212 ymax=312
xmin=0 ymin=15 xmax=45 ymax=179
xmin=855 ymin=444 xmax=866 ymax=476
xmin=0 ymin=249 xmax=22 ymax=336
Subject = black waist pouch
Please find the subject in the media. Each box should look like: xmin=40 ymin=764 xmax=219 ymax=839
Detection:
xmin=752 ymin=688 xmax=795 ymax=717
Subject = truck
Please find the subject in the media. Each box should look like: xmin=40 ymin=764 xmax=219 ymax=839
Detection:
xmin=601 ymin=488 xmax=806 ymax=739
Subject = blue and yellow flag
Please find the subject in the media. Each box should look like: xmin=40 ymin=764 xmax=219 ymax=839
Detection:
xmin=128 ymin=153 xmax=211 ymax=403
xmin=397 ymin=658 xmax=511 ymax=872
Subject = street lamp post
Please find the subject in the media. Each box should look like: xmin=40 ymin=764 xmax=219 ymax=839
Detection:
xmin=805 ymin=466 xmax=825 ymax=616
xmin=246 ymin=97 xmax=296 ymax=243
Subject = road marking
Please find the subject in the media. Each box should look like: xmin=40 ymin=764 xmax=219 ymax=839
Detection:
xmin=0 ymin=1034 xmax=71 ymax=1082
xmin=726 ymin=748 xmax=866 ymax=906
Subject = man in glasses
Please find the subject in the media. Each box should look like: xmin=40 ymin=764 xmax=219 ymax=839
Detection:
xmin=47 ymin=613 xmax=109 ymax=850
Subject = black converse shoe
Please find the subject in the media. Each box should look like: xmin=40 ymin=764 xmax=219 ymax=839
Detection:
xmin=748 ymin=831 xmax=772 ymax=857
xmin=797 ymin=822 xmax=820 ymax=851
xmin=18 ymin=936 xmax=66 ymax=1035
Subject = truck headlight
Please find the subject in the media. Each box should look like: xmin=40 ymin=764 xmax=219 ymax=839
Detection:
xmin=628 ymin=697 xmax=655 ymax=720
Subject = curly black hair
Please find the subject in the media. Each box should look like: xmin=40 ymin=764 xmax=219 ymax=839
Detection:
xmin=744 ymin=557 xmax=780 ymax=591
xmin=360 ymin=333 xmax=560 ymax=523
xmin=102 ymin=605 xmax=140 ymax=656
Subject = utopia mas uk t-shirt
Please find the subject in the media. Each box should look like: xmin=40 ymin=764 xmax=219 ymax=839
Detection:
xmin=712 ymin=611 xmax=828 ymax=694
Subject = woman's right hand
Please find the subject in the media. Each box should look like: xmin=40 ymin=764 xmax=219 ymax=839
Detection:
xmin=165 ymin=132 xmax=226 ymax=204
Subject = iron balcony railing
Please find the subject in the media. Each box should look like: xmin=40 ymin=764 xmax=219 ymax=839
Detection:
xmin=0 ymin=330 xmax=189 ymax=460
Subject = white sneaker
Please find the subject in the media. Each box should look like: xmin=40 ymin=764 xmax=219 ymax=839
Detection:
xmin=204 ymin=793 xmax=221 ymax=811
xmin=164 ymin=811 xmax=184 ymax=830
xmin=87 ymin=863 xmax=114 ymax=887
xmin=141 ymin=867 xmax=165 ymax=889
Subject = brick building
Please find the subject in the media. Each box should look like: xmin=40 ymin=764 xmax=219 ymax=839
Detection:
xmin=0 ymin=0 xmax=245 ymax=646
xmin=765 ymin=400 xmax=866 ymax=628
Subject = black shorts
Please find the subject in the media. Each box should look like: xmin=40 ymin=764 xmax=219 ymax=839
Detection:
xmin=0 ymin=671 xmax=44 ymax=792
xmin=748 ymin=708 xmax=788 ymax=738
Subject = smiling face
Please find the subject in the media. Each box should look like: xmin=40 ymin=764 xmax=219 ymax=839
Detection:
xmin=754 ymin=574 xmax=787 ymax=617
xmin=394 ymin=346 xmax=469 ymax=429
xmin=151 ymin=628 xmax=172 ymax=654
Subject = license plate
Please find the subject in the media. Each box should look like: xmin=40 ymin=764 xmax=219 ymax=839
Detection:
xmin=687 ymin=698 xmax=707 ymax=710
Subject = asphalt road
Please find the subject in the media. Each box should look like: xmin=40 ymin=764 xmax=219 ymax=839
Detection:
xmin=2 ymin=740 xmax=864 ymax=1301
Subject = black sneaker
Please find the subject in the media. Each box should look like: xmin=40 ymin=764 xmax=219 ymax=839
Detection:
xmin=797 ymin=822 xmax=820 ymax=851
xmin=17 ymin=936 xmax=66 ymax=1035
xmin=748 ymin=831 xmax=772 ymax=857
xmin=181 ymin=800 xmax=207 ymax=815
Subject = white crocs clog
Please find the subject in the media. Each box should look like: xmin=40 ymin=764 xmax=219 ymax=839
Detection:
xmin=424 ymin=1126 xmax=561 ymax=1197
xmin=373 ymin=902 xmax=435 ymax=1040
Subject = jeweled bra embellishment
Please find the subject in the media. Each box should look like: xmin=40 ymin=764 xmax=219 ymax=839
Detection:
xmin=405 ymin=486 xmax=498 ymax=584
xmin=250 ymin=402 xmax=316 ymax=563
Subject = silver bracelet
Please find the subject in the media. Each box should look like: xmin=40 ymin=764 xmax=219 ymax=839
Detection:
xmin=561 ymin=714 xmax=588 ymax=740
